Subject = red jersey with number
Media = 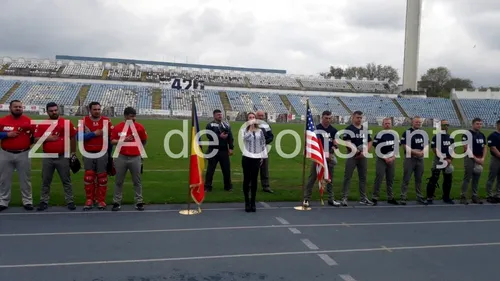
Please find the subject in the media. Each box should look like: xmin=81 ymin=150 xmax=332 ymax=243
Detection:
xmin=111 ymin=121 xmax=147 ymax=156
xmin=34 ymin=118 xmax=77 ymax=154
xmin=0 ymin=114 xmax=34 ymax=151
xmin=80 ymin=116 xmax=113 ymax=152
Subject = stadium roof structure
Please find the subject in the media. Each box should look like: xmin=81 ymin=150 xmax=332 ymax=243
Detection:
xmin=55 ymin=55 xmax=287 ymax=74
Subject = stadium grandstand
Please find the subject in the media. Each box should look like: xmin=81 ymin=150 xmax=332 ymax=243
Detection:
xmin=0 ymin=55 xmax=499 ymax=127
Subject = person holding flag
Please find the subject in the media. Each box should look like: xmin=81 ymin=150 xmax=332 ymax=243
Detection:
xmin=302 ymin=107 xmax=340 ymax=208
xmin=240 ymin=112 xmax=268 ymax=212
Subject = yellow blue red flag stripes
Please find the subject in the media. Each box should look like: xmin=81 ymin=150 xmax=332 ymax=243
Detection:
xmin=189 ymin=95 xmax=205 ymax=205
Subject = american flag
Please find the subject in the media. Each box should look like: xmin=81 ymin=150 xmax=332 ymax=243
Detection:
xmin=305 ymin=103 xmax=329 ymax=199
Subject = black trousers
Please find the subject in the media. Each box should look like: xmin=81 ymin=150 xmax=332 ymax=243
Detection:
xmin=242 ymin=156 xmax=261 ymax=206
xmin=205 ymin=149 xmax=232 ymax=190
xmin=426 ymin=168 xmax=452 ymax=200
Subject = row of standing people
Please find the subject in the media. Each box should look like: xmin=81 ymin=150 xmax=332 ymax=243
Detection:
xmin=301 ymin=111 xmax=500 ymax=208
xmin=231 ymin=110 xmax=500 ymax=211
xmin=2 ymin=102 xmax=500 ymax=212
xmin=0 ymin=100 xmax=148 ymax=212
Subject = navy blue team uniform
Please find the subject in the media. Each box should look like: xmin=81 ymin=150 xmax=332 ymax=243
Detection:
xmin=371 ymin=130 xmax=398 ymax=205
xmin=400 ymin=127 xmax=428 ymax=204
xmin=303 ymin=123 xmax=340 ymax=206
xmin=426 ymin=133 xmax=455 ymax=204
xmin=460 ymin=129 xmax=486 ymax=204
xmin=486 ymin=130 xmax=500 ymax=203
xmin=341 ymin=124 xmax=372 ymax=206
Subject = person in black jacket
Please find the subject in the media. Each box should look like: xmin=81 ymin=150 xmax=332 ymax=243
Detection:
xmin=425 ymin=119 xmax=455 ymax=205
xmin=204 ymin=109 xmax=234 ymax=192
xmin=256 ymin=110 xmax=274 ymax=193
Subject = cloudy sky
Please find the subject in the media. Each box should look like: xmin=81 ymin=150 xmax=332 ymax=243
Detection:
xmin=0 ymin=0 xmax=498 ymax=87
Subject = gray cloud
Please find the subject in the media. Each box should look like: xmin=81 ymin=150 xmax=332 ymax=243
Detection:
xmin=0 ymin=0 xmax=164 ymax=59
xmin=444 ymin=0 xmax=500 ymax=51
xmin=442 ymin=0 xmax=500 ymax=15
xmin=341 ymin=0 xmax=406 ymax=31
xmin=0 ymin=0 xmax=498 ymax=87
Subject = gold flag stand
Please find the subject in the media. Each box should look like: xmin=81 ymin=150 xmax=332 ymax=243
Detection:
xmin=179 ymin=206 xmax=202 ymax=215
xmin=179 ymin=178 xmax=203 ymax=215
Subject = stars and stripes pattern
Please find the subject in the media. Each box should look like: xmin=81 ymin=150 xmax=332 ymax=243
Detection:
xmin=305 ymin=103 xmax=329 ymax=200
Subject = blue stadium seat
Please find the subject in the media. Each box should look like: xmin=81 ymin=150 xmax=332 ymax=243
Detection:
xmin=340 ymin=96 xmax=403 ymax=123
xmin=84 ymin=84 xmax=153 ymax=114
xmin=6 ymin=81 xmax=81 ymax=106
xmin=397 ymin=97 xmax=461 ymax=126
xmin=0 ymin=79 xmax=17 ymax=101
xmin=459 ymin=99 xmax=500 ymax=127
xmin=161 ymin=89 xmax=223 ymax=117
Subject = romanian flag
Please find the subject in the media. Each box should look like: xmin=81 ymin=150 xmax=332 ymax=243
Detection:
xmin=189 ymin=96 xmax=205 ymax=205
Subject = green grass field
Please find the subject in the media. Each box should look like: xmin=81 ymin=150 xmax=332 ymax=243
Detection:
xmin=5 ymin=116 xmax=497 ymax=207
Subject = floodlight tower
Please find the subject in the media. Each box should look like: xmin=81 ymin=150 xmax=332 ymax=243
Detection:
xmin=402 ymin=0 xmax=422 ymax=92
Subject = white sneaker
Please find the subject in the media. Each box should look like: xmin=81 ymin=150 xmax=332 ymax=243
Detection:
xmin=359 ymin=198 xmax=374 ymax=205
xmin=328 ymin=200 xmax=341 ymax=207
xmin=341 ymin=198 xmax=348 ymax=206
xmin=302 ymin=200 xmax=310 ymax=208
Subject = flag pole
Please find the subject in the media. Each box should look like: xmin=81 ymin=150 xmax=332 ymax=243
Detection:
xmin=295 ymin=99 xmax=311 ymax=211
xmin=301 ymin=100 xmax=308 ymax=196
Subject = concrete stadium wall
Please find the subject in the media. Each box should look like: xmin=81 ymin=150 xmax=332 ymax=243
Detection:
xmin=452 ymin=89 xmax=500 ymax=100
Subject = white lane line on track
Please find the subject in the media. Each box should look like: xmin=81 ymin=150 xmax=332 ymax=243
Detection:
xmin=259 ymin=202 xmax=271 ymax=208
xmin=288 ymin=228 xmax=301 ymax=234
xmin=1 ymin=242 xmax=500 ymax=269
xmin=339 ymin=274 xmax=358 ymax=281
xmin=275 ymin=217 xmax=290 ymax=225
xmin=0 ymin=202 xmax=497 ymax=216
xmin=301 ymin=239 xmax=319 ymax=250
xmin=317 ymin=254 xmax=337 ymax=266
xmin=2 ymin=218 xmax=500 ymax=237
xmin=381 ymin=245 xmax=393 ymax=252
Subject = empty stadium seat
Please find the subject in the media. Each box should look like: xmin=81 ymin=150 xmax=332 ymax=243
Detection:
xmin=397 ymin=97 xmax=461 ymax=126
xmin=6 ymin=81 xmax=81 ymax=106
xmin=225 ymin=91 xmax=289 ymax=114
xmin=0 ymin=79 xmax=17 ymax=101
xmin=83 ymin=84 xmax=153 ymax=114
xmin=459 ymin=99 xmax=500 ymax=127
xmin=340 ymin=96 xmax=403 ymax=123
xmin=161 ymin=89 xmax=223 ymax=117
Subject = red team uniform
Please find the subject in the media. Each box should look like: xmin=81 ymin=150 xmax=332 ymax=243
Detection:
xmin=0 ymin=114 xmax=35 ymax=209
xmin=111 ymin=121 xmax=148 ymax=156
xmin=0 ymin=114 xmax=35 ymax=152
xmin=81 ymin=115 xmax=113 ymax=209
xmin=34 ymin=118 xmax=77 ymax=154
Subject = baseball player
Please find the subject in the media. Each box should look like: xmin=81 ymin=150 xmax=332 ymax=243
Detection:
xmin=460 ymin=118 xmax=486 ymax=204
xmin=425 ymin=119 xmax=455 ymax=204
xmin=110 ymin=107 xmax=147 ymax=211
xmin=303 ymin=110 xmax=340 ymax=207
xmin=341 ymin=110 xmax=373 ymax=206
xmin=34 ymin=102 xmax=77 ymax=211
xmin=485 ymin=120 xmax=500 ymax=203
xmin=77 ymin=101 xmax=114 ymax=210
xmin=400 ymin=116 xmax=428 ymax=205
xmin=371 ymin=117 xmax=399 ymax=205
xmin=0 ymin=100 xmax=35 ymax=211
